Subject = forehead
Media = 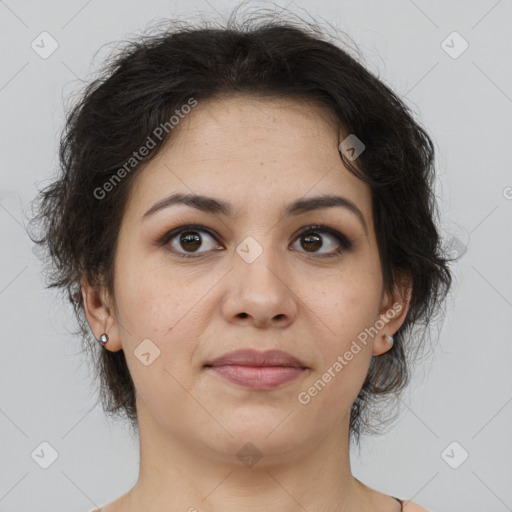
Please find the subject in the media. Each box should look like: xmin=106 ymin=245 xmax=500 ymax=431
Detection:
xmin=124 ymin=95 xmax=372 ymax=224
xmin=172 ymin=94 xmax=341 ymax=160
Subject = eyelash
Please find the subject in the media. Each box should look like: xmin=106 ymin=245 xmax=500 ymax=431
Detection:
xmin=158 ymin=223 xmax=353 ymax=259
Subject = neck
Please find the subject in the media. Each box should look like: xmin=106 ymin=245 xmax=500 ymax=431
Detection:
xmin=121 ymin=400 xmax=368 ymax=512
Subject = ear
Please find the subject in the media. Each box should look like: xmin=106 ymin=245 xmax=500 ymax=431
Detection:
xmin=81 ymin=276 xmax=123 ymax=352
xmin=372 ymin=272 xmax=412 ymax=356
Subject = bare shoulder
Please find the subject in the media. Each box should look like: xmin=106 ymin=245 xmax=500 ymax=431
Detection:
xmin=402 ymin=500 xmax=431 ymax=511
xmin=87 ymin=503 xmax=115 ymax=512
xmin=86 ymin=491 xmax=129 ymax=512
xmin=88 ymin=505 xmax=118 ymax=512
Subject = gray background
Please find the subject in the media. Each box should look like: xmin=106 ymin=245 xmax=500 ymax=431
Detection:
xmin=1 ymin=0 xmax=511 ymax=511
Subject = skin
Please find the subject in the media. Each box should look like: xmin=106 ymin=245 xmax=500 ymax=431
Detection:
xmin=82 ymin=94 xmax=412 ymax=512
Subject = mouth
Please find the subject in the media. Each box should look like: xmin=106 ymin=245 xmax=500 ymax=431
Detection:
xmin=204 ymin=349 xmax=309 ymax=390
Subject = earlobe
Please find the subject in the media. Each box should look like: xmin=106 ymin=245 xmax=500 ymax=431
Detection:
xmin=372 ymin=333 xmax=394 ymax=356
xmin=81 ymin=277 xmax=123 ymax=351
xmin=372 ymin=275 xmax=412 ymax=356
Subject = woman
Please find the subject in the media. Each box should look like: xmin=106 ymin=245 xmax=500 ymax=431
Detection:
xmin=29 ymin=7 xmax=452 ymax=512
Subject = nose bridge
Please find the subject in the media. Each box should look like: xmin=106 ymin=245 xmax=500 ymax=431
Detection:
xmin=234 ymin=232 xmax=285 ymax=288
xmin=221 ymin=230 xmax=298 ymax=326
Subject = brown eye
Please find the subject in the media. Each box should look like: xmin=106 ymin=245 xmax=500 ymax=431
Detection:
xmin=301 ymin=233 xmax=323 ymax=252
xmin=160 ymin=223 xmax=352 ymax=260
xmin=163 ymin=226 xmax=220 ymax=258
xmin=179 ymin=231 xmax=202 ymax=252
xmin=291 ymin=225 xmax=352 ymax=258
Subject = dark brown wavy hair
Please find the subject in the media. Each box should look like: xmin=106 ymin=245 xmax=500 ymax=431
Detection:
xmin=28 ymin=5 xmax=453 ymax=445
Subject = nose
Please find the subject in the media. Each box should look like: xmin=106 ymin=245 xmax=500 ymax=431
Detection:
xmin=221 ymin=249 xmax=298 ymax=329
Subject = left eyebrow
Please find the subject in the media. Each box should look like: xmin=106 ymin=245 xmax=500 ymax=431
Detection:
xmin=142 ymin=192 xmax=368 ymax=234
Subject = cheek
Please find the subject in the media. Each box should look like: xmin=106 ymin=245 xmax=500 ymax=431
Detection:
xmin=112 ymin=266 xmax=189 ymax=389
xmin=114 ymin=273 xmax=205 ymax=420
xmin=302 ymin=267 xmax=381 ymax=405
xmin=310 ymin=266 xmax=382 ymax=344
xmin=303 ymin=287 xmax=376 ymax=414
xmin=114 ymin=248 xmax=201 ymax=337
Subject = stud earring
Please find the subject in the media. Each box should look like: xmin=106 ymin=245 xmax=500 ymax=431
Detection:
xmin=98 ymin=333 xmax=109 ymax=345
xmin=385 ymin=334 xmax=394 ymax=345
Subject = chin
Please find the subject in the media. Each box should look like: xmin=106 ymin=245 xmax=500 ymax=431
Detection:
xmin=208 ymin=415 xmax=306 ymax=457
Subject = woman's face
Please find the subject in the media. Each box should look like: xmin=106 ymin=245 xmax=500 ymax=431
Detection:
xmin=95 ymin=95 xmax=407 ymax=461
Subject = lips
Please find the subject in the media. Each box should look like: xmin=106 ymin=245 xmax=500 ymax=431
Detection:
xmin=205 ymin=349 xmax=307 ymax=369
xmin=204 ymin=349 xmax=308 ymax=390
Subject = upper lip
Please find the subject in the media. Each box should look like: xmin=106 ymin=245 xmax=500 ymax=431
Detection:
xmin=205 ymin=349 xmax=307 ymax=368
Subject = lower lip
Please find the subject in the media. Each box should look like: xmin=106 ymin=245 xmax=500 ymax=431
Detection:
xmin=207 ymin=365 xmax=306 ymax=390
